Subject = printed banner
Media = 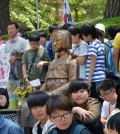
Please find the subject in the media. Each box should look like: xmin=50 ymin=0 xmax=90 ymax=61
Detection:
xmin=0 ymin=52 xmax=10 ymax=88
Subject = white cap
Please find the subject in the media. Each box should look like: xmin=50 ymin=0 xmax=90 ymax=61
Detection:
xmin=95 ymin=23 xmax=105 ymax=33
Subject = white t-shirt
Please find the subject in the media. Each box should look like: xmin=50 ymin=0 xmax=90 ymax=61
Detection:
xmin=71 ymin=40 xmax=88 ymax=79
xmin=101 ymin=101 xmax=116 ymax=119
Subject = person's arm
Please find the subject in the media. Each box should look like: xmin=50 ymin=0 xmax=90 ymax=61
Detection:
xmin=113 ymin=47 xmax=119 ymax=72
xmin=9 ymin=55 xmax=23 ymax=64
xmin=73 ymin=98 xmax=101 ymax=123
xmin=72 ymin=107 xmax=94 ymax=123
xmin=88 ymin=54 xmax=96 ymax=86
xmin=22 ymin=64 xmax=27 ymax=77
xmin=101 ymin=117 xmax=107 ymax=126
xmin=76 ymin=55 xmax=87 ymax=64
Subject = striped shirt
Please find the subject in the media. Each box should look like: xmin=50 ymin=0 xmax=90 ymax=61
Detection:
xmin=86 ymin=40 xmax=105 ymax=82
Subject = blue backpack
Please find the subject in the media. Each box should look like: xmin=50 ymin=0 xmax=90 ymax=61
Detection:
xmin=52 ymin=124 xmax=86 ymax=134
xmin=104 ymin=41 xmax=115 ymax=78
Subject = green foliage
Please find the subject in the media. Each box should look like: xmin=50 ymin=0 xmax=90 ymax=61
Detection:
xmin=10 ymin=0 xmax=61 ymax=30
xmin=9 ymin=0 xmax=107 ymax=30
xmin=69 ymin=0 xmax=106 ymax=21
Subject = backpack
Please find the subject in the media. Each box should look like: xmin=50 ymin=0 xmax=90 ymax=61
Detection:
xmin=104 ymin=41 xmax=115 ymax=78
xmin=52 ymin=124 xmax=86 ymax=134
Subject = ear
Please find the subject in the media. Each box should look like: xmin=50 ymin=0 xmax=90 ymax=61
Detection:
xmin=49 ymin=116 xmax=53 ymax=122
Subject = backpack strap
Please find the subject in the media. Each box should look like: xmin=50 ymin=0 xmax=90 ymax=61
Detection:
xmin=104 ymin=41 xmax=112 ymax=48
xmin=73 ymin=124 xmax=86 ymax=134
xmin=52 ymin=129 xmax=57 ymax=134
xmin=52 ymin=125 xmax=86 ymax=134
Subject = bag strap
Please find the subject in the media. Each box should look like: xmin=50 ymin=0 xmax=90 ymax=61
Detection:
xmin=73 ymin=124 xmax=86 ymax=134
xmin=28 ymin=49 xmax=38 ymax=74
xmin=104 ymin=41 xmax=112 ymax=48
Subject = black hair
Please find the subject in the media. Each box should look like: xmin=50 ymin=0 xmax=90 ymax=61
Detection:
xmin=116 ymin=90 xmax=120 ymax=109
xmin=20 ymin=31 xmax=28 ymax=39
xmin=38 ymin=31 xmax=47 ymax=39
xmin=97 ymin=78 xmax=116 ymax=92
xmin=107 ymin=112 xmax=120 ymax=133
xmin=0 ymin=88 xmax=9 ymax=109
xmin=96 ymin=28 xmax=103 ymax=38
xmin=28 ymin=33 xmax=40 ymax=41
xmin=46 ymin=95 xmax=73 ymax=116
xmin=7 ymin=21 xmax=19 ymax=29
xmin=80 ymin=23 xmax=97 ymax=39
xmin=69 ymin=78 xmax=90 ymax=94
xmin=108 ymin=25 xmax=119 ymax=39
xmin=49 ymin=24 xmax=59 ymax=33
xmin=27 ymin=91 xmax=49 ymax=110
xmin=68 ymin=26 xmax=82 ymax=38
xmin=61 ymin=23 xmax=73 ymax=30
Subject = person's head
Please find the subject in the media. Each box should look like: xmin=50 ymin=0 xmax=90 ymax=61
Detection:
xmin=27 ymin=91 xmax=49 ymax=121
xmin=19 ymin=31 xmax=28 ymax=39
xmin=80 ymin=23 xmax=97 ymax=42
xmin=46 ymin=95 xmax=73 ymax=130
xmin=61 ymin=23 xmax=73 ymax=30
xmin=0 ymin=88 xmax=9 ymax=109
xmin=7 ymin=21 xmax=19 ymax=38
xmin=49 ymin=24 xmax=59 ymax=40
xmin=96 ymin=28 xmax=103 ymax=41
xmin=69 ymin=78 xmax=90 ymax=105
xmin=108 ymin=26 xmax=119 ymax=39
xmin=38 ymin=31 xmax=47 ymax=47
xmin=107 ymin=112 xmax=120 ymax=134
xmin=68 ymin=26 xmax=82 ymax=44
xmin=53 ymin=30 xmax=72 ymax=52
xmin=28 ymin=33 xmax=40 ymax=50
xmin=95 ymin=23 xmax=105 ymax=36
xmin=97 ymin=79 xmax=117 ymax=102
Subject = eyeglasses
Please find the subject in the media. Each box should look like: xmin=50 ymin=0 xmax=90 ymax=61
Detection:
xmin=51 ymin=111 xmax=72 ymax=121
xmin=99 ymin=89 xmax=113 ymax=99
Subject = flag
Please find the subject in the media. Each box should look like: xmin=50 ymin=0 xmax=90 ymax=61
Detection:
xmin=63 ymin=0 xmax=74 ymax=24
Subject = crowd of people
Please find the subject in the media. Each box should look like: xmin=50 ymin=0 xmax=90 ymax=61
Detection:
xmin=0 ymin=21 xmax=120 ymax=134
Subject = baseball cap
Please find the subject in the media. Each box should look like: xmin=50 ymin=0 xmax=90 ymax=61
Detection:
xmin=95 ymin=23 xmax=105 ymax=33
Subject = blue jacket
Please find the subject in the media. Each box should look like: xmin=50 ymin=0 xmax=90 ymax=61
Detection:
xmin=0 ymin=115 xmax=24 ymax=134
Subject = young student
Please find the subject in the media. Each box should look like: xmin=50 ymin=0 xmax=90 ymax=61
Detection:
xmin=69 ymin=78 xmax=103 ymax=134
xmin=46 ymin=95 xmax=92 ymax=134
xmin=97 ymin=79 xmax=118 ymax=126
xmin=0 ymin=88 xmax=24 ymax=134
xmin=68 ymin=26 xmax=88 ymax=79
xmin=107 ymin=112 xmax=120 ymax=134
xmin=80 ymin=23 xmax=105 ymax=100
xmin=47 ymin=24 xmax=60 ymax=60
xmin=112 ymin=32 xmax=120 ymax=76
xmin=27 ymin=91 xmax=55 ymax=134
xmin=22 ymin=33 xmax=50 ymax=85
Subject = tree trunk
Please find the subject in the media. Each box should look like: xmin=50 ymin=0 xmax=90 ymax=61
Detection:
xmin=0 ymin=0 xmax=10 ymax=35
xmin=104 ymin=0 xmax=120 ymax=18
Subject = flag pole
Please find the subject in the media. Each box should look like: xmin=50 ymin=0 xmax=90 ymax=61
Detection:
xmin=35 ymin=0 xmax=39 ymax=30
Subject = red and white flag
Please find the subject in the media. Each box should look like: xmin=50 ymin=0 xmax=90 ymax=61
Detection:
xmin=63 ymin=0 xmax=74 ymax=24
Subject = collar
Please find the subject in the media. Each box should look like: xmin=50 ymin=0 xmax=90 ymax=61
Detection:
xmin=0 ymin=115 xmax=6 ymax=128
xmin=9 ymin=33 xmax=19 ymax=43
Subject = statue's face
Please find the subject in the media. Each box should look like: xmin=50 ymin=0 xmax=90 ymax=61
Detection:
xmin=53 ymin=33 xmax=64 ymax=52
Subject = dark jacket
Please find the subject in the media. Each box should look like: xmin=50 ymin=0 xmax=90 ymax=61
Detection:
xmin=48 ymin=119 xmax=92 ymax=134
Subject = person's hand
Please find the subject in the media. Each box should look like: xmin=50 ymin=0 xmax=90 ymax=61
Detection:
xmin=37 ymin=61 xmax=44 ymax=69
xmin=9 ymin=56 xmax=16 ymax=63
xmin=72 ymin=107 xmax=93 ymax=122
xmin=88 ymin=78 xmax=92 ymax=87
